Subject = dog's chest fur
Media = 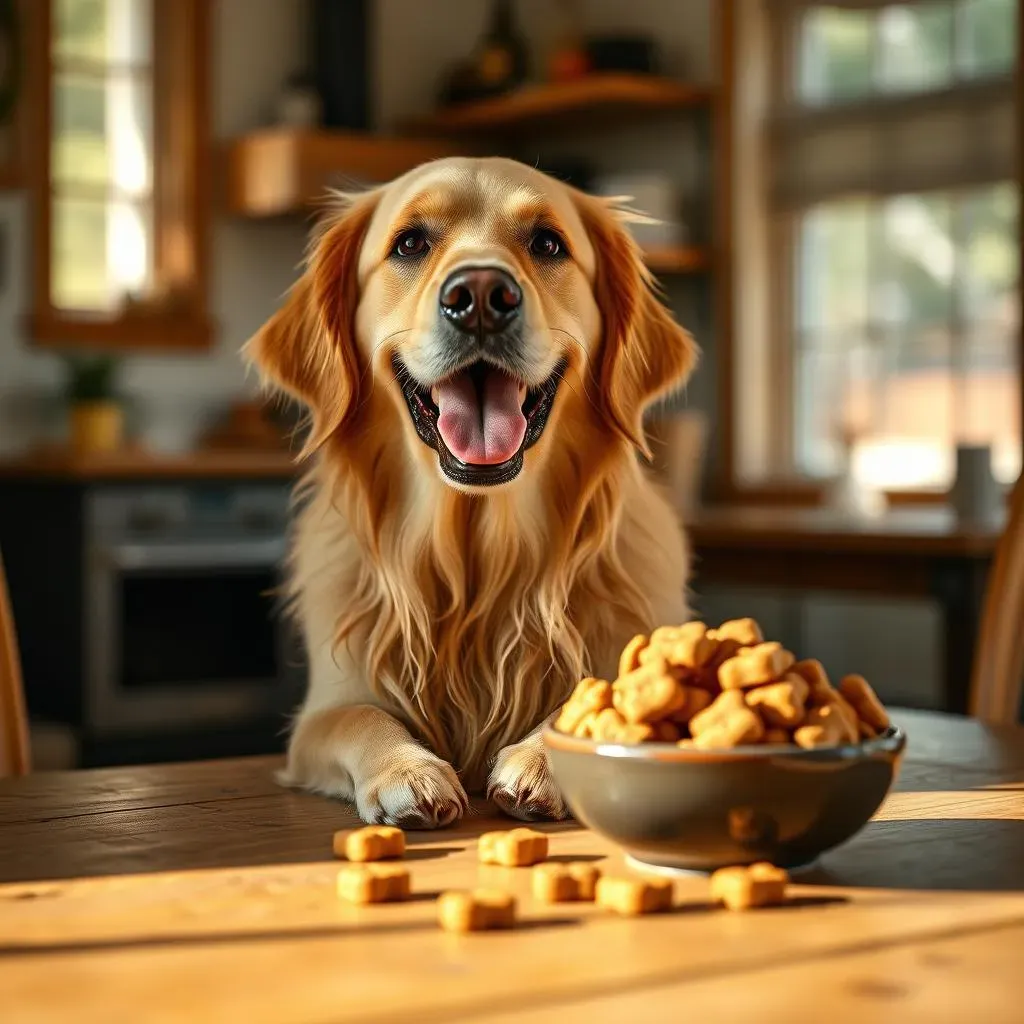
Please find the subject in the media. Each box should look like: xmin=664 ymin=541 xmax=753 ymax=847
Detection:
xmin=292 ymin=460 xmax=683 ymax=791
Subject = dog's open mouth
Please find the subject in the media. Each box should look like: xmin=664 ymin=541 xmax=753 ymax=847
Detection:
xmin=395 ymin=358 xmax=565 ymax=486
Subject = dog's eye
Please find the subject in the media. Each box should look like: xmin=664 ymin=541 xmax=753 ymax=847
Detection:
xmin=394 ymin=229 xmax=428 ymax=258
xmin=529 ymin=229 xmax=566 ymax=259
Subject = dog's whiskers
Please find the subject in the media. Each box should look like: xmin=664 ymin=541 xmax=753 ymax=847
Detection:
xmin=548 ymin=328 xmax=599 ymax=404
xmin=356 ymin=328 xmax=416 ymax=407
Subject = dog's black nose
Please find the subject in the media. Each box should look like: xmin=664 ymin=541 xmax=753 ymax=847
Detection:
xmin=439 ymin=267 xmax=522 ymax=333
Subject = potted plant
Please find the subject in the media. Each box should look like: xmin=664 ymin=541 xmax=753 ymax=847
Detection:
xmin=63 ymin=355 xmax=124 ymax=455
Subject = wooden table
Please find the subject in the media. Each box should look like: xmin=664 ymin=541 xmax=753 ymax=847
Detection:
xmin=689 ymin=506 xmax=1006 ymax=714
xmin=1 ymin=708 xmax=1023 ymax=1023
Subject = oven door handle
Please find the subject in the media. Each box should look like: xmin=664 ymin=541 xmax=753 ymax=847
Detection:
xmin=100 ymin=537 xmax=288 ymax=571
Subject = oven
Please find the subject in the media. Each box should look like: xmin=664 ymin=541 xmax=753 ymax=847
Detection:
xmin=82 ymin=485 xmax=298 ymax=736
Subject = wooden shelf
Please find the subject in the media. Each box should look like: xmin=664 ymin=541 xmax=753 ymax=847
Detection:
xmin=0 ymin=446 xmax=298 ymax=481
xmin=405 ymin=74 xmax=713 ymax=136
xmin=642 ymin=246 xmax=709 ymax=275
xmin=224 ymin=129 xmax=474 ymax=218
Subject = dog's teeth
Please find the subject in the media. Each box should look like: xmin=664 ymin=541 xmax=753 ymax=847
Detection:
xmin=431 ymin=387 xmax=439 ymax=406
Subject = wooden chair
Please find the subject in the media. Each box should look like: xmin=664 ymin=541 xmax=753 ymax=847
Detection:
xmin=0 ymin=548 xmax=30 ymax=777
xmin=970 ymin=476 xmax=1024 ymax=725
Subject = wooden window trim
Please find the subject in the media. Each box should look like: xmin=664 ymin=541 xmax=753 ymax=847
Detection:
xmin=27 ymin=0 xmax=213 ymax=352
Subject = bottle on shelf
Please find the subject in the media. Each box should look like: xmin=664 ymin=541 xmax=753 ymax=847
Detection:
xmin=547 ymin=0 xmax=590 ymax=83
xmin=473 ymin=0 xmax=529 ymax=98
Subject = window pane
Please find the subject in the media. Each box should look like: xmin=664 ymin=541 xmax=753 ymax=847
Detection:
xmin=52 ymin=197 xmax=152 ymax=311
xmin=797 ymin=199 xmax=870 ymax=330
xmin=962 ymin=183 xmax=1018 ymax=325
xmin=852 ymin=328 xmax=956 ymax=488
xmin=55 ymin=0 xmax=152 ymax=66
xmin=962 ymin=327 xmax=1020 ymax=484
xmin=53 ymin=73 xmax=152 ymax=195
xmin=958 ymin=0 xmax=1016 ymax=78
xmin=874 ymin=193 xmax=954 ymax=325
xmin=53 ymin=75 xmax=106 ymax=186
xmin=793 ymin=186 xmax=1020 ymax=489
xmin=798 ymin=8 xmax=874 ymax=105
xmin=877 ymin=3 xmax=954 ymax=94
xmin=795 ymin=333 xmax=877 ymax=477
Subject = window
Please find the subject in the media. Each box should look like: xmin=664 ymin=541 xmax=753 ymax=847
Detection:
xmin=796 ymin=184 xmax=1019 ymax=487
xmin=733 ymin=0 xmax=1019 ymax=492
xmin=29 ymin=0 xmax=211 ymax=350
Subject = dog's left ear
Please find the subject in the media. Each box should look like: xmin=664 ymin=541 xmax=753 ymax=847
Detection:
xmin=574 ymin=193 xmax=699 ymax=457
xmin=244 ymin=190 xmax=379 ymax=459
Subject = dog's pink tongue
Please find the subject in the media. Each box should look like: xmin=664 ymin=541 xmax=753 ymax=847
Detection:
xmin=435 ymin=368 xmax=527 ymax=465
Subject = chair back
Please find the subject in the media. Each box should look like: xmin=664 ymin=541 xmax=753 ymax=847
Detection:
xmin=0 ymin=548 xmax=30 ymax=777
xmin=971 ymin=477 xmax=1024 ymax=725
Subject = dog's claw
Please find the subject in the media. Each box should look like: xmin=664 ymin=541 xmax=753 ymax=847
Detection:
xmin=488 ymin=784 xmax=567 ymax=822
xmin=356 ymin=751 xmax=469 ymax=829
xmin=487 ymin=741 xmax=571 ymax=822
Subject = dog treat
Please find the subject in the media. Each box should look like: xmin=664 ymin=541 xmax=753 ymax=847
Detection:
xmin=478 ymin=828 xmax=549 ymax=867
xmin=595 ymin=875 xmax=674 ymax=916
xmin=719 ymin=642 xmax=796 ymax=690
xmin=554 ymin=677 xmax=613 ymax=734
xmin=552 ymin=618 xmax=891 ymax=750
xmin=642 ymin=621 xmax=718 ymax=670
xmin=858 ymin=719 xmax=879 ymax=740
xmin=532 ymin=862 xmax=601 ymax=903
xmin=618 ymin=634 xmax=649 ymax=678
xmin=588 ymin=707 xmax=654 ymax=743
xmin=669 ymin=686 xmax=713 ymax=724
xmin=437 ymin=889 xmax=516 ymax=932
xmin=744 ymin=676 xmax=809 ymax=728
xmin=651 ymin=719 xmax=681 ymax=743
xmin=689 ymin=690 xmax=765 ymax=748
xmin=710 ymin=862 xmax=789 ymax=911
xmin=613 ymin=658 xmax=687 ymax=724
xmin=839 ymin=674 xmax=890 ymax=731
xmin=708 ymin=617 xmax=764 ymax=648
xmin=334 ymin=825 xmax=405 ymax=862
xmin=336 ymin=864 xmax=411 ymax=904
xmin=794 ymin=703 xmax=856 ymax=748
xmin=790 ymin=659 xmax=834 ymax=703
xmin=825 ymin=690 xmax=861 ymax=741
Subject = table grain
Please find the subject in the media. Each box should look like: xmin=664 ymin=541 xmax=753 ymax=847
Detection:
xmin=2 ymin=708 xmax=1023 ymax=1023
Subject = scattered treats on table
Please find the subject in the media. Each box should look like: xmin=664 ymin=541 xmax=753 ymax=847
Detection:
xmin=595 ymin=876 xmax=674 ymax=916
xmin=437 ymin=889 xmax=517 ymax=932
xmin=336 ymin=863 xmax=411 ymax=904
xmin=710 ymin=862 xmax=790 ymax=911
xmin=552 ymin=618 xmax=891 ymax=749
xmin=478 ymin=828 xmax=549 ymax=867
xmin=333 ymin=825 xmax=406 ymax=862
xmin=531 ymin=862 xmax=602 ymax=903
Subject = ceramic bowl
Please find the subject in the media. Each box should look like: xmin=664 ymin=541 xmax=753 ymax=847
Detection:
xmin=543 ymin=721 xmax=906 ymax=872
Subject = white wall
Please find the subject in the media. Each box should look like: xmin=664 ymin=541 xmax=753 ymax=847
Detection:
xmin=0 ymin=0 xmax=309 ymax=456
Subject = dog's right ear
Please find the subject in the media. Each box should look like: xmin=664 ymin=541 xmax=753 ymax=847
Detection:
xmin=245 ymin=190 xmax=379 ymax=458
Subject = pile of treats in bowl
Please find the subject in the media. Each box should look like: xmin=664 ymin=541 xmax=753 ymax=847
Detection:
xmin=555 ymin=618 xmax=890 ymax=749
xmin=334 ymin=824 xmax=791 ymax=930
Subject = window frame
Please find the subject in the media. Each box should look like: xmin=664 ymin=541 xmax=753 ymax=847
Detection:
xmin=719 ymin=0 xmax=1023 ymax=505
xmin=27 ymin=0 xmax=213 ymax=351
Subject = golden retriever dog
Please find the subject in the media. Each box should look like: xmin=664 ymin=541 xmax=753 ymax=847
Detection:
xmin=247 ymin=157 xmax=697 ymax=828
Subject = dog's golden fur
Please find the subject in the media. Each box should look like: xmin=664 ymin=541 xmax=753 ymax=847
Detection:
xmin=247 ymin=158 xmax=697 ymax=825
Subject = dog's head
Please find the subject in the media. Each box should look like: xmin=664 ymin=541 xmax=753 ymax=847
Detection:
xmin=248 ymin=157 xmax=697 ymax=491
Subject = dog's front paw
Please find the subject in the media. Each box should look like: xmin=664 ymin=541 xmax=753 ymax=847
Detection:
xmin=356 ymin=748 xmax=468 ymax=829
xmin=487 ymin=740 xmax=570 ymax=822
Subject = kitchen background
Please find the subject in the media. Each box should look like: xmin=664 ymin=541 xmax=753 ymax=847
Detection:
xmin=0 ymin=0 xmax=1016 ymax=767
